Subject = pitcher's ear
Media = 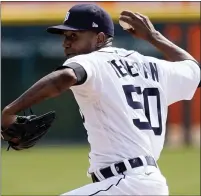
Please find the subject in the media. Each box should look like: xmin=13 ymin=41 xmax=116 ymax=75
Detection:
xmin=96 ymin=32 xmax=106 ymax=48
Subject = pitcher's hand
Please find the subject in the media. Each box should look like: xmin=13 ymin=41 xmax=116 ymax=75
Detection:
xmin=119 ymin=11 xmax=157 ymax=41
xmin=1 ymin=109 xmax=17 ymax=130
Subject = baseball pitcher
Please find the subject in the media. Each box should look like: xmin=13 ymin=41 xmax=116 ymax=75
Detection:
xmin=1 ymin=4 xmax=200 ymax=195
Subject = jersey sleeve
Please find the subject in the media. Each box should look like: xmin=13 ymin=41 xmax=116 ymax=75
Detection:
xmin=142 ymin=55 xmax=200 ymax=105
xmin=61 ymin=55 xmax=97 ymax=88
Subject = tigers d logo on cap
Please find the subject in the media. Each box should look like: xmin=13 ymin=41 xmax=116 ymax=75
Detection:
xmin=47 ymin=4 xmax=114 ymax=37
xmin=64 ymin=12 xmax=70 ymax=22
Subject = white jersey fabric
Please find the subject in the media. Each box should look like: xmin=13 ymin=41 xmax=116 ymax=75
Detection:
xmin=63 ymin=47 xmax=200 ymax=174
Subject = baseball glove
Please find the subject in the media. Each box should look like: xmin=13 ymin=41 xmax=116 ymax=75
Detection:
xmin=1 ymin=110 xmax=56 ymax=151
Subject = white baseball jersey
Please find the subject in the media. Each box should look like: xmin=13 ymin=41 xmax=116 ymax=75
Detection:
xmin=63 ymin=47 xmax=200 ymax=174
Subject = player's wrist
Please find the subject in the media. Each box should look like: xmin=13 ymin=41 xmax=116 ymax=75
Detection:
xmin=147 ymin=31 xmax=163 ymax=44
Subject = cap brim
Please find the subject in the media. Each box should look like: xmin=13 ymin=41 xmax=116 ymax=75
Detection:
xmin=46 ymin=25 xmax=86 ymax=34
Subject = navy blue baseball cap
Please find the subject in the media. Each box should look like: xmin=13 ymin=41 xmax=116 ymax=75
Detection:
xmin=47 ymin=4 xmax=114 ymax=37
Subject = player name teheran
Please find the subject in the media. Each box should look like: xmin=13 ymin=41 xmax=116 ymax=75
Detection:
xmin=109 ymin=59 xmax=159 ymax=82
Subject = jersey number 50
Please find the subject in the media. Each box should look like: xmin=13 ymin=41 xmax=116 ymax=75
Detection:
xmin=123 ymin=85 xmax=162 ymax=136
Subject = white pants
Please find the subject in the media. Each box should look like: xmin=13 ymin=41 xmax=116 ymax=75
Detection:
xmin=60 ymin=165 xmax=169 ymax=195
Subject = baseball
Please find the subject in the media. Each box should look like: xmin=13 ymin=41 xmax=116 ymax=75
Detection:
xmin=119 ymin=19 xmax=134 ymax=30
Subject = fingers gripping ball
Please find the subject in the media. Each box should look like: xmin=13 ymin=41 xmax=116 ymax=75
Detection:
xmin=1 ymin=111 xmax=56 ymax=151
xmin=119 ymin=18 xmax=134 ymax=30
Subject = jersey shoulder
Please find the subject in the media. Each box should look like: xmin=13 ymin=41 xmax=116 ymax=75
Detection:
xmin=63 ymin=53 xmax=93 ymax=65
xmin=96 ymin=46 xmax=137 ymax=57
xmin=64 ymin=47 xmax=141 ymax=65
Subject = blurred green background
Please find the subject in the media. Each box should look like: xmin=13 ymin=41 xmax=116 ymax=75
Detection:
xmin=1 ymin=2 xmax=200 ymax=196
xmin=1 ymin=145 xmax=200 ymax=195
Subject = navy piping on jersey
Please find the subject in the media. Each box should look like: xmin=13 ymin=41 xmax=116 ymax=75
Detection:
xmin=124 ymin=52 xmax=135 ymax=57
xmin=89 ymin=174 xmax=125 ymax=196
xmin=97 ymin=50 xmax=113 ymax=54
xmin=55 ymin=64 xmax=87 ymax=85
xmin=97 ymin=50 xmax=135 ymax=57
